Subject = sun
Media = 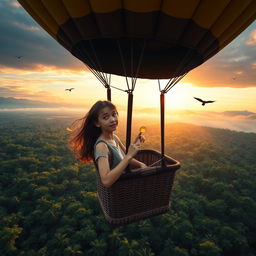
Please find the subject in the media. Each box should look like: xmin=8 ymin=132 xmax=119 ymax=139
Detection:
xmin=164 ymin=82 xmax=196 ymax=110
xmin=108 ymin=79 xmax=197 ymax=111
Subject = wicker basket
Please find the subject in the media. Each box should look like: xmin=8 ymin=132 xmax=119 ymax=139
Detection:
xmin=96 ymin=149 xmax=180 ymax=225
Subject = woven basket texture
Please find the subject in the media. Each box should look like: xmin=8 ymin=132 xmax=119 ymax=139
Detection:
xmin=96 ymin=149 xmax=180 ymax=225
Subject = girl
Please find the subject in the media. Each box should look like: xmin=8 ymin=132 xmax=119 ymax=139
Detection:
xmin=70 ymin=100 xmax=147 ymax=187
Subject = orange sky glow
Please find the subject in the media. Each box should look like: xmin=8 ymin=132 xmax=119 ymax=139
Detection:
xmin=1 ymin=61 xmax=255 ymax=112
xmin=0 ymin=2 xmax=255 ymax=133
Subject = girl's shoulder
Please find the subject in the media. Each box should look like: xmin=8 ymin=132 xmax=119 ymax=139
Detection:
xmin=113 ymin=134 xmax=121 ymax=143
xmin=94 ymin=141 xmax=111 ymax=164
xmin=95 ymin=138 xmax=109 ymax=150
xmin=95 ymin=134 xmax=120 ymax=149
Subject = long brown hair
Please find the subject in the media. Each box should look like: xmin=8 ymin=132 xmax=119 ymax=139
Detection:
xmin=70 ymin=100 xmax=117 ymax=162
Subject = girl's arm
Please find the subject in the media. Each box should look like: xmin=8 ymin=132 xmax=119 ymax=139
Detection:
xmin=115 ymin=135 xmax=147 ymax=168
xmin=96 ymin=142 xmax=140 ymax=188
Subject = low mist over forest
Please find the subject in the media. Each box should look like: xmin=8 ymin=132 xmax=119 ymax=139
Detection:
xmin=0 ymin=111 xmax=256 ymax=256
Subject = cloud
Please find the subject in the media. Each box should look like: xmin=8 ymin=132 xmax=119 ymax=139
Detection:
xmin=118 ymin=106 xmax=256 ymax=133
xmin=10 ymin=1 xmax=20 ymax=8
xmin=165 ymin=110 xmax=256 ymax=133
xmin=185 ymin=23 xmax=256 ymax=88
xmin=0 ymin=0 xmax=83 ymax=71
xmin=0 ymin=84 xmax=64 ymax=103
xmin=246 ymin=30 xmax=256 ymax=46
xmin=222 ymin=110 xmax=256 ymax=120
xmin=0 ymin=0 xmax=255 ymax=93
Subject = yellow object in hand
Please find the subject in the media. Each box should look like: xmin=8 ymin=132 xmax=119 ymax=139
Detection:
xmin=139 ymin=126 xmax=146 ymax=134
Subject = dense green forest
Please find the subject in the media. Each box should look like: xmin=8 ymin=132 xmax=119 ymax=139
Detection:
xmin=0 ymin=111 xmax=256 ymax=256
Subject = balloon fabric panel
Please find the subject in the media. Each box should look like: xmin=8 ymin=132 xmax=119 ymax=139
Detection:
xmin=18 ymin=0 xmax=256 ymax=79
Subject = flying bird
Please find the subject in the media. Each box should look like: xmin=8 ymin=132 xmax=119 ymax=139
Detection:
xmin=15 ymin=56 xmax=23 ymax=59
xmin=65 ymin=88 xmax=75 ymax=92
xmin=194 ymin=97 xmax=215 ymax=106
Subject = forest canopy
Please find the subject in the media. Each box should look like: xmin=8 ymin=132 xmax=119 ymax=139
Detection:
xmin=0 ymin=111 xmax=256 ymax=256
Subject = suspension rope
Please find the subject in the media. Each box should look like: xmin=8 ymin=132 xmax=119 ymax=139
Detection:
xmin=78 ymin=43 xmax=109 ymax=86
xmin=107 ymin=73 xmax=111 ymax=87
xmin=78 ymin=43 xmax=104 ymax=82
xmin=163 ymin=73 xmax=187 ymax=92
xmin=85 ymin=64 xmax=107 ymax=87
xmin=82 ymin=64 xmax=111 ymax=101
xmin=130 ymin=39 xmax=134 ymax=84
xmin=157 ymin=46 xmax=192 ymax=165
xmin=117 ymin=40 xmax=130 ymax=91
xmin=88 ymin=40 xmax=109 ymax=83
xmin=156 ymin=20 xmax=198 ymax=159
xmin=132 ymin=39 xmax=146 ymax=91
xmin=148 ymin=157 xmax=165 ymax=167
xmin=76 ymin=41 xmax=113 ymax=100
xmin=110 ymin=85 xmax=127 ymax=92
xmin=158 ymin=79 xmax=161 ymax=92
xmin=116 ymin=38 xmax=146 ymax=158
xmin=157 ymin=72 xmax=187 ymax=164
xmin=64 ymin=9 xmax=110 ymax=90
xmin=157 ymin=45 xmax=194 ymax=95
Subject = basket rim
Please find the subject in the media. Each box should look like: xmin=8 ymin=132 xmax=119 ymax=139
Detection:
xmin=118 ymin=149 xmax=181 ymax=180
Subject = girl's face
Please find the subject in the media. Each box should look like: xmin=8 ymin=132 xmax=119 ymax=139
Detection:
xmin=95 ymin=106 xmax=118 ymax=132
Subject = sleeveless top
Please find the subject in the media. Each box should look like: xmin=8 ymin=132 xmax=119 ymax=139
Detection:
xmin=94 ymin=135 xmax=125 ymax=169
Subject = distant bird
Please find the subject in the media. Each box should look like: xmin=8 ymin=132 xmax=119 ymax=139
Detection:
xmin=232 ymin=76 xmax=236 ymax=80
xmin=15 ymin=56 xmax=23 ymax=59
xmin=65 ymin=88 xmax=75 ymax=92
xmin=194 ymin=97 xmax=215 ymax=106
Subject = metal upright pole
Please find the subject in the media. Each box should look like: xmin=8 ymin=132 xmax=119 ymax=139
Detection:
xmin=126 ymin=91 xmax=133 ymax=153
xmin=160 ymin=91 xmax=166 ymax=167
xmin=107 ymin=87 xmax=111 ymax=101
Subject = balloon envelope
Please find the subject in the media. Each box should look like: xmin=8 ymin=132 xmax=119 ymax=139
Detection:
xmin=18 ymin=0 xmax=256 ymax=79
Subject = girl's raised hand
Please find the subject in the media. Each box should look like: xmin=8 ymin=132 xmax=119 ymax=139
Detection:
xmin=127 ymin=142 xmax=141 ymax=158
xmin=134 ymin=126 xmax=146 ymax=144
xmin=133 ymin=132 xmax=146 ymax=144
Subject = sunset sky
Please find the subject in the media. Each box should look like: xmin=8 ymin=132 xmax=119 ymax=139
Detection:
xmin=0 ymin=1 xmax=256 ymax=132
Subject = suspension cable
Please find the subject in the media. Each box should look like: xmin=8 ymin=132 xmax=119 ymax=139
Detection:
xmin=132 ymin=39 xmax=146 ymax=91
xmin=88 ymin=40 xmax=109 ymax=83
xmin=117 ymin=40 xmax=130 ymax=91
xmin=163 ymin=73 xmax=187 ymax=92
xmin=76 ymin=41 xmax=114 ymax=100
xmin=157 ymin=47 xmax=192 ymax=164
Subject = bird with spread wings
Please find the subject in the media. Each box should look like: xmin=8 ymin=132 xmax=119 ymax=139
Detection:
xmin=65 ymin=88 xmax=75 ymax=92
xmin=194 ymin=97 xmax=215 ymax=106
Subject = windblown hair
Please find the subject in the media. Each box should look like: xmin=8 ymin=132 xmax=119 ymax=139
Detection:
xmin=69 ymin=100 xmax=117 ymax=162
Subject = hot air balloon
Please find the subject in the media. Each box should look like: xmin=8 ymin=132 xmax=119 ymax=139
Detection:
xmin=18 ymin=0 xmax=256 ymax=225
